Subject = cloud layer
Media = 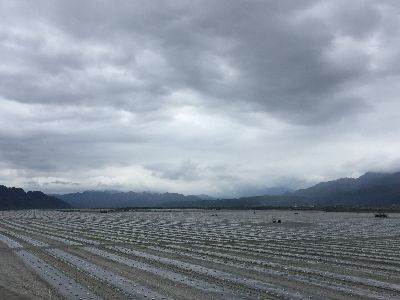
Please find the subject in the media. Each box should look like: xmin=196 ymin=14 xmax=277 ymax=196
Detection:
xmin=1 ymin=0 xmax=400 ymax=196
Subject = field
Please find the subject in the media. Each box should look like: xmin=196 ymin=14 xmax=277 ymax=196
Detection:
xmin=0 ymin=209 xmax=399 ymax=300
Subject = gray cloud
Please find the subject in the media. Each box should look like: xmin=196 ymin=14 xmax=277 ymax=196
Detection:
xmin=0 ymin=1 xmax=372 ymax=117
xmin=145 ymin=160 xmax=201 ymax=181
xmin=1 ymin=1 xmax=400 ymax=196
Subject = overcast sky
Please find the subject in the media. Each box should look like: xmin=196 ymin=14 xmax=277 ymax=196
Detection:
xmin=1 ymin=0 xmax=400 ymax=197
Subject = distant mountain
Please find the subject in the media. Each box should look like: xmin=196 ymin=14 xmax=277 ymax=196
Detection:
xmin=190 ymin=194 xmax=216 ymax=200
xmin=293 ymin=171 xmax=400 ymax=207
xmin=224 ymin=186 xmax=293 ymax=198
xmin=294 ymin=172 xmax=388 ymax=199
xmin=161 ymin=171 xmax=400 ymax=209
xmin=57 ymin=190 xmax=207 ymax=208
xmin=53 ymin=171 xmax=400 ymax=209
xmin=252 ymin=186 xmax=293 ymax=196
xmin=0 ymin=185 xmax=71 ymax=210
xmin=226 ymin=171 xmax=400 ymax=208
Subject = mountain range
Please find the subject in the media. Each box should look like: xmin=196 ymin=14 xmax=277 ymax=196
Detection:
xmin=57 ymin=171 xmax=400 ymax=209
xmin=218 ymin=171 xmax=400 ymax=208
xmin=56 ymin=191 xmax=209 ymax=208
xmin=0 ymin=185 xmax=70 ymax=210
xmin=1 ymin=171 xmax=400 ymax=210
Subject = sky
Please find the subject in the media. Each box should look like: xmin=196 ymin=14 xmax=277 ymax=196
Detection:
xmin=1 ymin=0 xmax=400 ymax=197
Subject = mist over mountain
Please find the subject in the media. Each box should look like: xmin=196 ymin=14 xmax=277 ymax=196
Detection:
xmin=0 ymin=185 xmax=70 ymax=210
xmin=57 ymin=191 xmax=206 ymax=209
xmin=294 ymin=172 xmax=388 ymax=199
xmin=292 ymin=171 xmax=400 ymax=207
xmin=247 ymin=187 xmax=294 ymax=197
xmin=225 ymin=171 xmax=400 ymax=208
xmin=162 ymin=171 xmax=400 ymax=209
xmin=1 ymin=171 xmax=399 ymax=210
xmin=55 ymin=171 xmax=400 ymax=209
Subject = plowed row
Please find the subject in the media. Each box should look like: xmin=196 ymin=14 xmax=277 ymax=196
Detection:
xmin=0 ymin=209 xmax=399 ymax=299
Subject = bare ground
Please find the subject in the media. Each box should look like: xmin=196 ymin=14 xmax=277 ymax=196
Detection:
xmin=0 ymin=242 xmax=62 ymax=300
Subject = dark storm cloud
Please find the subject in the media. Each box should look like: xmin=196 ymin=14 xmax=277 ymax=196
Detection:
xmin=0 ymin=0 xmax=379 ymax=120
xmin=1 ymin=0 xmax=400 ymax=195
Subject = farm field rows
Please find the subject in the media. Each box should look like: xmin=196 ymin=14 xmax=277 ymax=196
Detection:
xmin=0 ymin=209 xmax=399 ymax=299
